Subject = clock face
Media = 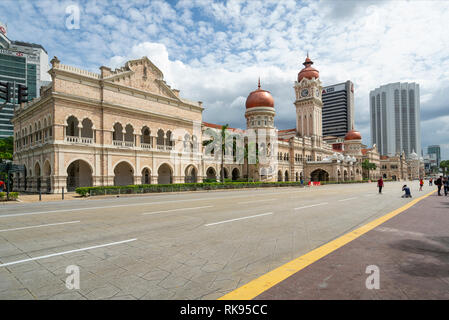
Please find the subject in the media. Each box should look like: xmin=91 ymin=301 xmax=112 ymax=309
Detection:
xmin=301 ymin=89 xmax=309 ymax=97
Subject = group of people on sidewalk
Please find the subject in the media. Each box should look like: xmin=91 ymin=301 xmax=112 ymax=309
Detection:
xmin=376 ymin=176 xmax=449 ymax=198
xmin=434 ymin=176 xmax=449 ymax=196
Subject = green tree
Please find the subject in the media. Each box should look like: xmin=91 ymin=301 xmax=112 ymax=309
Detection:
xmin=362 ymin=159 xmax=377 ymax=179
xmin=0 ymin=136 xmax=13 ymax=160
xmin=203 ymin=124 xmax=232 ymax=183
xmin=440 ymin=160 xmax=449 ymax=176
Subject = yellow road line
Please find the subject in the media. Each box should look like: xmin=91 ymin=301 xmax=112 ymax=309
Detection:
xmin=219 ymin=189 xmax=436 ymax=300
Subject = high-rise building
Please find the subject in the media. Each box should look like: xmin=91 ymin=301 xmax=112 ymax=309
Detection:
xmin=427 ymin=145 xmax=441 ymax=167
xmin=0 ymin=21 xmax=51 ymax=138
xmin=321 ymin=80 xmax=354 ymax=138
xmin=369 ymin=82 xmax=421 ymax=158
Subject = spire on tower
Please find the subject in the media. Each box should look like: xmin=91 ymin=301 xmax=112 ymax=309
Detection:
xmin=258 ymin=77 xmax=261 ymax=89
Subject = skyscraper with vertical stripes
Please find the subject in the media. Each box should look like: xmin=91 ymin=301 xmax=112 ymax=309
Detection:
xmin=369 ymin=82 xmax=421 ymax=158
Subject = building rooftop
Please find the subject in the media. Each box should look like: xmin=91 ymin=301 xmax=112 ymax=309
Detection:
xmin=11 ymin=40 xmax=48 ymax=54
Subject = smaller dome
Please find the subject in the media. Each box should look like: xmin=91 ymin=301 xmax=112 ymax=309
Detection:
xmin=246 ymin=79 xmax=274 ymax=109
xmin=298 ymin=55 xmax=319 ymax=82
xmin=409 ymin=150 xmax=418 ymax=160
xmin=345 ymin=129 xmax=362 ymax=141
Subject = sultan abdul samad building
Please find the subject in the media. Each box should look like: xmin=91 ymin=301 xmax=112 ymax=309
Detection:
xmin=11 ymin=54 xmax=422 ymax=193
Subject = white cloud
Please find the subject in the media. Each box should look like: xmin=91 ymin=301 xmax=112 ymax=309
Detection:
xmin=1 ymin=0 xmax=449 ymax=158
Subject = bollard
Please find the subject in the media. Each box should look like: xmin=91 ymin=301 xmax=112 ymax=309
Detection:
xmin=62 ymin=187 xmax=64 ymax=200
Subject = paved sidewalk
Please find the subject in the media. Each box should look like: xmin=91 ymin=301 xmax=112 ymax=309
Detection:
xmin=254 ymin=191 xmax=449 ymax=299
xmin=3 ymin=193 xmax=80 ymax=203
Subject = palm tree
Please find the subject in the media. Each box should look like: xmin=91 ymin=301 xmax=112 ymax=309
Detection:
xmin=362 ymin=159 xmax=377 ymax=179
xmin=440 ymin=160 xmax=449 ymax=176
xmin=203 ymin=124 xmax=232 ymax=183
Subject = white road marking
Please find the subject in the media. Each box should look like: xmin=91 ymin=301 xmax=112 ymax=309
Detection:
xmin=142 ymin=205 xmax=213 ymax=215
xmin=205 ymin=212 xmax=273 ymax=226
xmin=238 ymin=198 xmax=277 ymax=205
xmin=0 ymin=186 xmax=356 ymax=219
xmin=294 ymin=202 xmax=328 ymax=210
xmin=0 ymin=193 xmax=289 ymax=218
xmin=338 ymin=197 xmax=358 ymax=202
xmin=0 ymin=221 xmax=80 ymax=233
xmin=0 ymin=238 xmax=137 ymax=268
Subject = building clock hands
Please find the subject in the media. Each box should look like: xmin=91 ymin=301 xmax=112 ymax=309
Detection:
xmin=301 ymin=88 xmax=309 ymax=97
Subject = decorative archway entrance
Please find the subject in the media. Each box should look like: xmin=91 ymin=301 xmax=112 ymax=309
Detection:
xmin=310 ymin=169 xmax=329 ymax=182
xmin=278 ymin=170 xmax=283 ymax=182
xmin=114 ymin=162 xmax=134 ymax=186
xmin=142 ymin=168 xmax=151 ymax=184
xmin=206 ymin=167 xmax=217 ymax=180
xmin=158 ymin=164 xmax=173 ymax=184
xmin=232 ymin=168 xmax=240 ymax=181
xmin=67 ymin=160 xmax=93 ymax=191
xmin=185 ymin=165 xmax=197 ymax=183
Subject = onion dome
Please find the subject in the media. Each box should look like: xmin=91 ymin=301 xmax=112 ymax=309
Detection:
xmin=298 ymin=54 xmax=319 ymax=82
xmin=344 ymin=129 xmax=362 ymax=141
xmin=245 ymin=79 xmax=274 ymax=109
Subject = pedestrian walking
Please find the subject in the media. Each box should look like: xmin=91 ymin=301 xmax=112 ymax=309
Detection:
xmin=444 ymin=176 xmax=449 ymax=196
xmin=377 ymin=177 xmax=384 ymax=194
xmin=419 ymin=178 xmax=424 ymax=191
xmin=0 ymin=179 xmax=4 ymax=192
xmin=429 ymin=178 xmax=433 ymax=186
xmin=435 ymin=176 xmax=443 ymax=196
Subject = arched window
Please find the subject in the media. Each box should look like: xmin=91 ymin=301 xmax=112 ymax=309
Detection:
xmin=38 ymin=121 xmax=42 ymax=141
xmin=141 ymin=127 xmax=151 ymax=144
xmin=157 ymin=129 xmax=165 ymax=146
xmin=81 ymin=118 xmax=94 ymax=138
xmin=113 ymin=123 xmax=123 ymax=141
xmin=66 ymin=116 xmax=79 ymax=137
xmin=166 ymin=130 xmax=173 ymax=147
xmin=124 ymin=124 xmax=134 ymax=142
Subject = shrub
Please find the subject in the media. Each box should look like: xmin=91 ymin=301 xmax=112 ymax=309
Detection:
xmin=8 ymin=192 xmax=18 ymax=200
xmin=0 ymin=191 xmax=19 ymax=201
xmin=75 ymin=179 xmax=378 ymax=197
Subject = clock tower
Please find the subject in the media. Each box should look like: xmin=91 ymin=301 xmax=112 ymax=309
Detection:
xmin=294 ymin=55 xmax=323 ymax=139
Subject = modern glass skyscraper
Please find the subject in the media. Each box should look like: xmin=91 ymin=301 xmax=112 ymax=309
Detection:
xmin=0 ymin=21 xmax=50 ymax=138
xmin=427 ymin=145 xmax=441 ymax=167
xmin=369 ymin=82 xmax=421 ymax=158
xmin=322 ymin=80 xmax=355 ymax=138
xmin=0 ymin=51 xmax=27 ymax=137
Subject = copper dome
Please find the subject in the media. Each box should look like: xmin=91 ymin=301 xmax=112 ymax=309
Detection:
xmin=298 ymin=55 xmax=319 ymax=82
xmin=245 ymin=80 xmax=274 ymax=109
xmin=344 ymin=129 xmax=362 ymax=141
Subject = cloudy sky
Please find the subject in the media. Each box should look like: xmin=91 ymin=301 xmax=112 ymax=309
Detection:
xmin=1 ymin=0 xmax=448 ymax=159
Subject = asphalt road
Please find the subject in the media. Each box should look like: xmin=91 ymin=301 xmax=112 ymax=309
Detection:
xmin=0 ymin=181 xmax=433 ymax=299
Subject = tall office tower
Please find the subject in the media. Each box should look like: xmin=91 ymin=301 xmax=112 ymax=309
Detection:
xmin=369 ymin=82 xmax=421 ymax=158
xmin=427 ymin=145 xmax=441 ymax=167
xmin=0 ymin=21 xmax=51 ymax=138
xmin=321 ymin=80 xmax=354 ymax=138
